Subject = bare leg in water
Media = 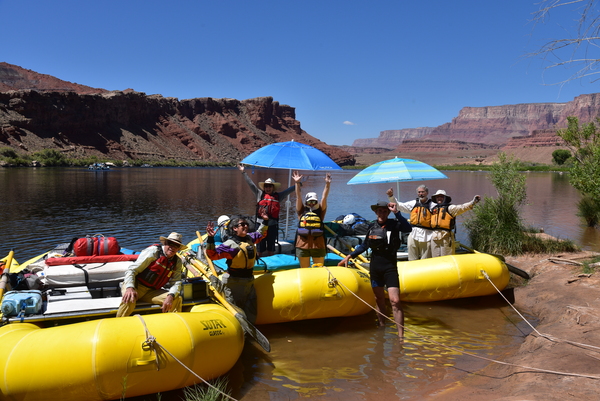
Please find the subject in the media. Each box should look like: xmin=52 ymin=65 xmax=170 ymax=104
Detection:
xmin=372 ymin=286 xmax=404 ymax=339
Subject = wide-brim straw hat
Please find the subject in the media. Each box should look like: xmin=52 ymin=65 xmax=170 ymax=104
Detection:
xmin=159 ymin=232 xmax=188 ymax=250
xmin=258 ymin=178 xmax=281 ymax=190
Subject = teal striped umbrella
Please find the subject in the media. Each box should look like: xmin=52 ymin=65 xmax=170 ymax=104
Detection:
xmin=347 ymin=158 xmax=448 ymax=193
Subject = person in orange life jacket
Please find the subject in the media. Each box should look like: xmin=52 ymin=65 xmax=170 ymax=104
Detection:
xmin=239 ymin=164 xmax=295 ymax=257
xmin=293 ymin=170 xmax=331 ymax=268
xmin=337 ymin=201 xmax=411 ymax=339
xmin=430 ymin=189 xmax=480 ymax=257
xmin=205 ymin=210 xmax=269 ymax=324
xmin=387 ymin=185 xmax=434 ymax=261
xmin=116 ymin=232 xmax=186 ymax=317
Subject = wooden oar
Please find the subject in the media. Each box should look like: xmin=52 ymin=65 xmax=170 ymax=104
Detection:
xmin=179 ymin=253 xmax=271 ymax=353
xmin=324 ymin=224 xmax=370 ymax=264
xmin=0 ymin=250 xmax=15 ymax=300
xmin=196 ymin=231 xmax=218 ymax=276
xmin=326 ymin=244 xmax=370 ymax=274
xmin=457 ymin=242 xmax=530 ymax=279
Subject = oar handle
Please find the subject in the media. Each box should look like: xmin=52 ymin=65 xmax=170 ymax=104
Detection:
xmin=180 ymin=254 xmax=237 ymax=316
xmin=326 ymin=244 xmax=369 ymax=274
xmin=197 ymin=230 xmax=219 ymax=276
xmin=0 ymin=250 xmax=15 ymax=300
xmin=324 ymin=225 xmax=369 ymax=264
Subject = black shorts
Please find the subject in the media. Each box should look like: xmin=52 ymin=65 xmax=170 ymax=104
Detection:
xmin=370 ymin=260 xmax=399 ymax=289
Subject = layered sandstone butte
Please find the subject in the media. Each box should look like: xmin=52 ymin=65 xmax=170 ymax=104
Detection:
xmin=353 ymin=94 xmax=600 ymax=151
xmin=353 ymin=127 xmax=434 ymax=148
xmin=0 ymin=63 xmax=354 ymax=166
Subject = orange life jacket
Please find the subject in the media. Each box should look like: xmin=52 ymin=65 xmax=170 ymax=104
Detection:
xmin=409 ymin=199 xmax=433 ymax=229
xmin=136 ymin=245 xmax=178 ymax=289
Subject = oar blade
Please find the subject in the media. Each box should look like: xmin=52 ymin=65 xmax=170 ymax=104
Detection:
xmin=180 ymin=252 xmax=271 ymax=352
xmin=233 ymin=311 xmax=271 ymax=352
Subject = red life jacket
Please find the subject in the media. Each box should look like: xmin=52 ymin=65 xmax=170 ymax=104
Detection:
xmin=136 ymin=245 xmax=178 ymax=289
xmin=258 ymin=192 xmax=281 ymax=219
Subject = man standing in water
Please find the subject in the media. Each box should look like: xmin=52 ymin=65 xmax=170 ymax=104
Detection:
xmin=387 ymin=185 xmax=433 ymax=260
xmin=337 ymin=201 xmax=411 ymax=339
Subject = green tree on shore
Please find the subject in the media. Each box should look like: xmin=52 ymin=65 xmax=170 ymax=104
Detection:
xmin=463 ymin=152 xmax=578 ymax=254
xmin=557 ymin=116 xmax=600 ymax=226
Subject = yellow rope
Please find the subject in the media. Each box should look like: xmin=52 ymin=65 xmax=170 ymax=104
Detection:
xmin=323 ymin=266 xmax=600 ymax=380
xmin=135 ymin=315 xmax=238 ymax=401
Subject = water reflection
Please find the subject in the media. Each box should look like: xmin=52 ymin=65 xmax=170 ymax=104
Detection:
xmin=0 ymin=167 xmax=548 ymax=399
xmin=225 ymin=295 xmax=534 ymax=400
xmin=1 ymin=168 xmax=597 ymax=261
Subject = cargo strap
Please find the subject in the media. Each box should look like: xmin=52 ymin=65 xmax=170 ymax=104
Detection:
xmin=17 ymin=297 xmax=32 ymax=323
xmin=135 ymin=314 xmax=238 ymax=400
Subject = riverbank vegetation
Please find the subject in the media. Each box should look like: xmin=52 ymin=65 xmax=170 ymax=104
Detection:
xmin=0 ymin=148 xmax=234 ymax=168
xmin=464 ymin=152 xmax=578 ymax=255
xmin=557 ymin=116 xmax=600 ymax=227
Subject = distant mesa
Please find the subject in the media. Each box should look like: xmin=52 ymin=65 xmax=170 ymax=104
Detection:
xmin=351 ymin=95 xmax=600 ymax=158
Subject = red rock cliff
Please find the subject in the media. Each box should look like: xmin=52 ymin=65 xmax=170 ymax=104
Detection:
xmin=0 ymin=63 xmax=354 ymax=166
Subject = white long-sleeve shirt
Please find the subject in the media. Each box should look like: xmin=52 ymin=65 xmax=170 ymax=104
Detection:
xmin=388 ymin=196 xmax=434 ymax=242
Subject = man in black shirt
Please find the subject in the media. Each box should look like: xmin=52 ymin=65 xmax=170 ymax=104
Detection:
xmin=338 ymin=200 xmax=411 ymax=339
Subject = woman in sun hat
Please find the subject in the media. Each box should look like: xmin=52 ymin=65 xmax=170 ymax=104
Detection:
xmin=430 ymin=189 xmax=480 ymax=257
xmin=239 ymin=164 xmax=295 ymax=256
xmin=117 ymin=232 xmax=187 ymax=317
xmin=292 ymin=170 xmax=331 ymax=268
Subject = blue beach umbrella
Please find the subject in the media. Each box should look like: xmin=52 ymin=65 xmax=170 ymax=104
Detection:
xmin=240 ymin=140 xmax=342 ymax=171
xmin=240 ymin=140 xmax=342 ymax=238
xmin=347 ymin=157 xmax=448 ymax=197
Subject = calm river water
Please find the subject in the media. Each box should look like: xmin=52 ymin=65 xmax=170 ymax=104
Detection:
xmin=0 ymin=167 xmax=591 ymax=399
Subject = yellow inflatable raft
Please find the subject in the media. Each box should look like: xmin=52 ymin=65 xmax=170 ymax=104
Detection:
xmin=254 ymin=266 xmax=375 ymax=325
xmin=398 ymin=253 xmax=510 ymax=302
xmin=0 ymin=304 xmax=244 ymax=401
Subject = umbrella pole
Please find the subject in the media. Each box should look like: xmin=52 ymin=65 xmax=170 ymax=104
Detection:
xmin=284 ymin=169 xmax=292 ymax=241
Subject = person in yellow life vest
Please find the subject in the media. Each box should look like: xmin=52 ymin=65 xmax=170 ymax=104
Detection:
xmin=430 ymin=189 xmax=480 ymax=257
xmin=239 ymin=164 xmax=295 ymax=256
xmin=205 ymin=211 xmax=269 ymax=324
xmin=387 ymin=185 xmax=433 ymax=261
xmin=116 ymin=232 xmax=187 ymax=317
xmin=293 ymin=170 xmax=331 ymax=268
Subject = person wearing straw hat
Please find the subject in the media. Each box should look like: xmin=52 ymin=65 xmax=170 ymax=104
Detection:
xmin=116 ymin=232 xmax=187 ymax=317
xmin=337 ymin=200 xmax=411 ymax=338
xmin=430 ymin=189 xmax=480 ymax=257
xmin=239 ymin=164 xmax=295 ymax=256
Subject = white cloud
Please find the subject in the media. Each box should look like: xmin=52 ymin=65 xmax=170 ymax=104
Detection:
xmin=343 ymin=121 xmax=356 ymax=125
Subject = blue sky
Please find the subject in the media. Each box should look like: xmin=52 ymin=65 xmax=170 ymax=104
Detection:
xmin=1 ymin=0 xmax=596 ymax=146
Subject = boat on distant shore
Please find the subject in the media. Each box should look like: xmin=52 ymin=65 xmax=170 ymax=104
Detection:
xmin=0 ymin=243 xmax=244 ymax=401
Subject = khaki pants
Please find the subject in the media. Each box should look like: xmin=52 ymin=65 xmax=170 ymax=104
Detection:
xmin=431 ymin=233 xmax=455 ymax=257
xmin=407 ymin=236 xmax=432 ymax=261
xmin=116 ymin=284 xmax=182 ymax=317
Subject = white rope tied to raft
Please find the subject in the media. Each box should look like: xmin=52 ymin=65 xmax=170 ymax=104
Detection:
xmin=481 ymin=270 xmax=600 ymax=352
xmin=323 ymin=266 xmax=600 ymax=380
xmin=135 ymin=315 xmax=238 ymax=401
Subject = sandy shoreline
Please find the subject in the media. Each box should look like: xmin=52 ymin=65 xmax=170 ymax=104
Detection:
xmin=428 ymin=251 xmax=600 ymax=400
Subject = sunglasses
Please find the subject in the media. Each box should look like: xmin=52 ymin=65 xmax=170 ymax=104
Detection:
xmin=166 ymin=242 xmax=181 ymax=250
